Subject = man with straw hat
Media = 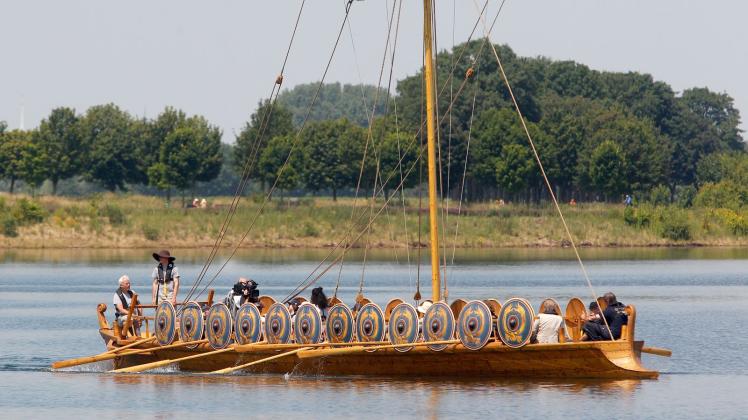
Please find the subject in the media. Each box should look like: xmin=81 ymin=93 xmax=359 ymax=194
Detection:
xmin=151 ymin=250 xmax=180 ymax=305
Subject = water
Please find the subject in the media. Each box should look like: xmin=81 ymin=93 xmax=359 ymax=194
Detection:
xmin=1 ymin=248 xmax=747 ymax=418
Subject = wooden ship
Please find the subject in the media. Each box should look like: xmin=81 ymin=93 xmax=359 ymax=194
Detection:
xmin=53 ymin=0 xmax=670 ymax=378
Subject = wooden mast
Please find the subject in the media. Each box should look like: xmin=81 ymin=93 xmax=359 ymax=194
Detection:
xmin=423 ymin=0 xmax=441 ymax=302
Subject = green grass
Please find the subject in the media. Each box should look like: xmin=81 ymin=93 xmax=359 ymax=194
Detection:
xmin=0 ymin=193 xmax=747 ymax=248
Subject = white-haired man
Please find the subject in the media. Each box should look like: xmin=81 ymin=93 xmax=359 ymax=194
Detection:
xmin=114 ymin=275 xmax=142 ymax=335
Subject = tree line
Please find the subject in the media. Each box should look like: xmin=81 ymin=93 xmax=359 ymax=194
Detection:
xmin=2 ymin=41 xmax=745 ymax=205
xmin=0 ymin=105 xmax=222 ymax=201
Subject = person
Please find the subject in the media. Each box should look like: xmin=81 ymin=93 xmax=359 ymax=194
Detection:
xmin=224 ymin=277 xmax=261 ymax=313
xmin=200 ymin=198 xmax=208 ymax=209
xmin=569 ymin=198 xmax=577 ymax=206
xmin=190 ymin=198 xmax=199 ymax=208
xmin=531 ymin=299 xmax=568 ymax=344
xmin=310 ymin=287 xmax=329 ymax=321
xmin=113 ymin=275 xmax=142 ymax=335
xmin=624 ymin=194 xmax=633 ymax=207
xmin=151 ymin=250 xmax=180 ymax=305
xmin=581 ymin=292 xmax=629 ymax=341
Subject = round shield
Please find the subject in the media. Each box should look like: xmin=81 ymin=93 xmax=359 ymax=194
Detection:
xmin=179 ymin=301 xmax=204 ymax=347
xmin=450 ymin=298 xmax=468 ymax=319
xmin=154 ymin=301 xmax=176 ymax=346
xmin=497 ymin=298 xmax=535 ymax=348
xmin=384 ymin=298 xmax=404 ymax=322
xmin=422 ymin=301 xmax=456 ymax=351
xmin=356 ymin=303 xmax=385 ymax=343
xmin=565 ymin=297 xmax=586 ymax=342
xmin=326 ymin=304 xmax=355 ymax=343
xmin=265 ymin=303 xmax=292 ymax=344
xmin=206 ymin=303 xmax=233 ymax=349
xmin=294 ymin=303 xmax=323 ymax=344
xmin=235 ymin=303 xmax=263 ymax=345
xmin=388 ymin=303 xmax=419 ymax=352
xmin=457 ymin=300 xmax=493 ymax=350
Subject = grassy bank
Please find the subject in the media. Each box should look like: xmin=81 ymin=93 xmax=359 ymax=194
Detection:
xmin=1 ymin=193 xmax=747 ymax=249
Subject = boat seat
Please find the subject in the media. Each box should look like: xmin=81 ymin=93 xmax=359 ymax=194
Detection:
xmin=619 ymin=305 xmax=636 ymax=341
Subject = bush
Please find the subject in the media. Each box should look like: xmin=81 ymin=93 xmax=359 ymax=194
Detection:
xmin=301 ymin=222 xmax=319 ymax=237
xmin=694 ymin=181 xmax=747 ymax=210
xmin=658 ymin=208 xmax=691 ymax=241
xmin=142 ymin=225 xmax=159 ymax=241
xmin=648 ymin=185 xmax=671 ymax=206
xmin=713 ymin=209 xmax=748 ymax=236
xmin=675 ymin=185 xmax=697 ymax=208
xmin=1 ymin=215 xmax=18 ymax=237
xmin=102 ymin=204 xmax=127 ymax=226
xmin=13 ymin=199 xmax=46 ymax=224
xmin=623 ymin=205 xmax=651 ymax=228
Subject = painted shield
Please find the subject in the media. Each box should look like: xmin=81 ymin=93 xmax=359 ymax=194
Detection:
xmin=235 ymin=303 xmax=262 ymax=345
xmin=422 ymin=301 xmax=456 ymax=351
xmin=206 ymin=303 xmax=233 ymax=349
xmin=265 ymin=303 xmax=292 ymax=344
xmin=565 ymin=297 xmax=586 ymax=342
xmin=294 ymin=303 xmax=323 ymax=344
xmin=179 ymin=301 xmax=204 ymax=348
xmin=326 ymin=304 xmax=355 ymax=343
xmin=356 ymin=303 xmax=385 ymax=343
xmin=497 ymin=298 xmax=535 ymax=348
xmin=388 ymin=303 xmax=419 ymax=352
xmin=154 ymin=301 xmax=176 ymax=346
xmin=457 ymin=300 xmax=493 ymax=350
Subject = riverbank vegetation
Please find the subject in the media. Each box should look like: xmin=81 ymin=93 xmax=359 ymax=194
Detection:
xmin=1 ymin=193 xmax=747 ymax=249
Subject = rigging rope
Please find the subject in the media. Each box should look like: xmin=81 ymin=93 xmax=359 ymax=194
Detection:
xmin=471 ymin=0 xmax=614 ymax=340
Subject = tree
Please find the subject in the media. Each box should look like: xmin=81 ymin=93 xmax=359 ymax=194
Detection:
xmin=495 ymin=143 xmax=536 ymax=196
xmin=147 ymin=116 xmax=223 ymax=204
xmin=34 ymin=107 xmax=82 ymax=194
xmin=301 ymin=119 xmax=366 ymax=200
xmin=0 ymin=130 xmax=44 ymax=194
xmin=588 ymin=140 xmax=627 ymax=201
xmin=78 ymin=104 xmax=139 ymax=191
xmin=257 ymin=134 xmax=301 ymax=199
xmin=234 ymin=100 xmax=294 ymax=182
xmin=278 ymin=82 xmax=390 ymax=127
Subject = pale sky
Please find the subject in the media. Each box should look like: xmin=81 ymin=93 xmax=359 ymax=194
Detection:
xmin=1 ymin=0 xmax=746 ymax=141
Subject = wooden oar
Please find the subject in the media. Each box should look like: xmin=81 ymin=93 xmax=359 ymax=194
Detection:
xmin=297 ymin=339 xmax=461 ymax=359
xmin=209 ymin=347 xmax=313 ymax=374
xmin=110 ymin=347 xmax=235 ymax=373
xmin=641 ymin=346 xmax=672 ymax=357
xmin=104 ymin=336 xmax=157 ymax=354
xmin=51 ymin=339 xmax=207 ymax=369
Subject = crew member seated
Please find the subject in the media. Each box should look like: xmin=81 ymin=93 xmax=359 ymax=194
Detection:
xmin=224 ymin=277 xmax=261 ymax=313
xmin=310 ymin=287 xmax=329 ymax=321
xmin=581 ymin=292 xmax=628 ymax=341
xmin=531 ymin=299 xmax=568 ymax=344
xmin=113 ymin=275 xmax=142 ymax=335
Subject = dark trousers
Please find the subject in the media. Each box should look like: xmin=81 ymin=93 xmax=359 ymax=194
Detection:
xmin=582 ymin=322 xmax=612 ymax=341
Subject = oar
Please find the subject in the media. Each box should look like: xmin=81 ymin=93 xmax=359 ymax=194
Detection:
xmin=641 ymin=346 xmax=672 ymax=357
xmin=209 ymin=347 xmax=312 ymax=374
xmin=104 ymin=336 xmax=157 ymax=354
xmin=110 ymin=346 xmax=235 ymax=373
xmin=51 ymin=339 xmax=207 ymax=369
xmin=297 ymin=339 xmax=461 ymax=359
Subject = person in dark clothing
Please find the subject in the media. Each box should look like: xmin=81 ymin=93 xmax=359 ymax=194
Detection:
xmin=310 ymin=287 xmax=329 ymax=321
xmin=581 ymin=293 xmax=628 ymax=341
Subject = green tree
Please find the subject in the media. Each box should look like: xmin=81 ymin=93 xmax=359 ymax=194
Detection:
xmin=257 ymin=134 xmax=301 ymax=199
xmin=0 ymin=130 xmax=44 ymax=194
xmin=34 ymin=107 xmax=82 ymax=194
xmin=234 ymin=100 xmax=294 ymax=183
xmin=78 ymin=104 xmax=139 ymax=191
xmin=495 ymin=143 xmax=536 ymax=195
xmin=148 ymin=116 xmax=223 ymax=204
xmin=278 ymin=82 xmax=389 ymax=127
xmin=301 ymin=119 xmax=366 ymax=200
xmin=588 ymin=140 xmax=627 ymax=201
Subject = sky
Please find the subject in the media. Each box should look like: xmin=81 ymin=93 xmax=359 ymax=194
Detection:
xmin=1 ymin=0 xmax=746 ymax=142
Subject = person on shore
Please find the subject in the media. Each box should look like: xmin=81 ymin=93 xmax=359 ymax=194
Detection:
xmin=531 ymin=299 xmax=568 ymax=344
xmin=310 ymin=287 xmax=329 ymax=321
xmin=114 ymin=275 xmax=142 ymax=335
xmin=581 ymin=293 xmax=628 ymax=341
xmin=151 ymin=250 xmax=180 ymax=305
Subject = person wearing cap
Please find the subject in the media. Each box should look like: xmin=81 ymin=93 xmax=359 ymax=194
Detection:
xmin=151 ymin=250 xmax=180 ymax=305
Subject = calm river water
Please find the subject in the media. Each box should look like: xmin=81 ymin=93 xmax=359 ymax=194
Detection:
xmin=1 ymin=247 xmax=747 ymax=419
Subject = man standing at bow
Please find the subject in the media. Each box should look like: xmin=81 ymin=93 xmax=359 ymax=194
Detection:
xmin=151 ymin=249 xmax=180 ymax=305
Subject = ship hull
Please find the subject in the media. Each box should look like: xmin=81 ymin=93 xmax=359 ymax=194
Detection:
xmin=102 ymin=330 xmax=657 ymax=379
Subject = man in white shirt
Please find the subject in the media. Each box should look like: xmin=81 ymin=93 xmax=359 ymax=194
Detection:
xmin=532 ymin=300 xmax=569 ymax=344
xmin=113 ymin=275 xmax=142 ymax=335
